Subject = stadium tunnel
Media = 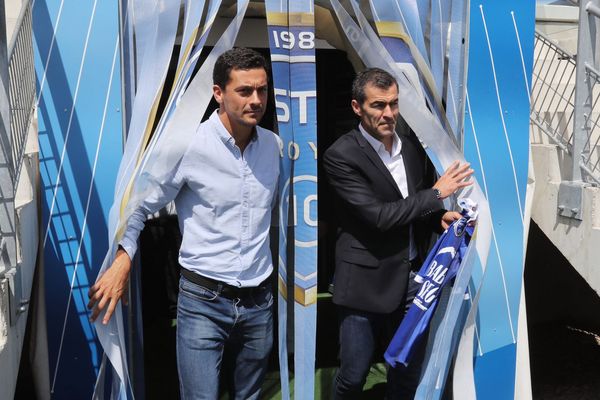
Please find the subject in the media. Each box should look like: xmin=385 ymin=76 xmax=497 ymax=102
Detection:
xmin=129 ymin=3 xmax=393 ymax=398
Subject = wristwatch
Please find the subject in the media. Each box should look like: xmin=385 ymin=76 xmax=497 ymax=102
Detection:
xmin=433 ymin=188 xmax=442 ymax=200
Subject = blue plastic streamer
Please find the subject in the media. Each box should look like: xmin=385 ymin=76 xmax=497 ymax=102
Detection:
xmin=288 ymin=2 xmax=318 ymax=399
xmin=265 ymin=2 xmax=293 ymax=398
xmin=266 ymin=2 xmax=317 ymax=398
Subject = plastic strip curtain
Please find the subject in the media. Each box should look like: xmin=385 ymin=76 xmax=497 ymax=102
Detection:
xmin=93 ymin=1 xmax=181 ymax=397
xmin=366 ymin=1 xmax=477 ymax=397
xmin=128 ymin=0 xmax=248 ymax=208
xmin=329 ymin=2 xmax=492 ymax=398
xmin=154 ymin=0 xmax=221 ymax=128
xmin=366 ymin=1 xmax=454 ymax=146
xmin=360 ymin=1 xmax=426 ymax=105
xmin=391 ymin=0 xmax=429 ymax=65
xmin=93 ymin=1 xmax=252 ymax=398
xmin=265 ymin=2 xmax=293 ymax=399
xmin=117 ymin=0 xmax=218 ymax=212
xmin=266 ymin=1 xmax=318 ymax=398
xmin=430 ymin=0 xmax=450 ymax=98
xmin=446 ymin=0 xmax=469 ymax=146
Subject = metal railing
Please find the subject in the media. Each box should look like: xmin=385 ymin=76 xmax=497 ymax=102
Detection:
xmin=531 ymin=31 xmax=576 ymax=154
xmin=531 ymin=29 xmax=600 ymax=185
xmin=579 ymin=64 xmax=600 ymax=185
xmin=8 ymin=0 xmax=35 ymax=181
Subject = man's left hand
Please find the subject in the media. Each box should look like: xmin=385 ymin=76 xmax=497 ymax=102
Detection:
xmin=441 ymin=211 xmax=461 ymax=230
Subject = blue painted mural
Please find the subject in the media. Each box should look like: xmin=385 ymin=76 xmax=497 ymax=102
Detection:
xmin=33 ymin=1 xmax=122 ymax=397
xmin=464 ymin=1 xmax=534 ymax=398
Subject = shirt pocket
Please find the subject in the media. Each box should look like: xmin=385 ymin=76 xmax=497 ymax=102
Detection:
xmin=252 ymin=170 xmax=278 ymax=209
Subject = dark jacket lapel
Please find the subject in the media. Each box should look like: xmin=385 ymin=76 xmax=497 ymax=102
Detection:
xmin=352 ymin=129 xmax=402 ymax=197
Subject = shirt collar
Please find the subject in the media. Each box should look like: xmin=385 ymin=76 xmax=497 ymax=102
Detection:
xmin=358 ymin=123 xmax=401 ymax=157
xmin=210 ymin=110 xmax=259 ymax=147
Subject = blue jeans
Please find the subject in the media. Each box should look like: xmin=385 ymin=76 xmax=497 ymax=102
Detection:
xmin=333 ymin=272 xmax=426 ymax=399
xmin=176 ymin=275 xmax=273 ymax=400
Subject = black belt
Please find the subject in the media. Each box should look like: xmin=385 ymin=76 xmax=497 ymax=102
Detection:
xmin=180 ymin=268 xmax=267 ymax=299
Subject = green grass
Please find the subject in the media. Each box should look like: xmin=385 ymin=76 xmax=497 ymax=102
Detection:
xmin=219 ymin=363 xmax=388 ymax=399
xmin=254 ymin=292 xmax=389 ymax=399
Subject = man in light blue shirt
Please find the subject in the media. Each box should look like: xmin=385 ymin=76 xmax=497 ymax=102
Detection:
xmin=88 ymin=48 xmax=280 ymax=399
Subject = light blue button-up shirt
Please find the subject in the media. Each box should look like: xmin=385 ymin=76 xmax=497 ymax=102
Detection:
xmin=120 ymin=111 xmax=280 ymax=287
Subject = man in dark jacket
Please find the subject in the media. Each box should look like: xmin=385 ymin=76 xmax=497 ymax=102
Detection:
xmin=323 ymin=68 xmax=472 ymax=399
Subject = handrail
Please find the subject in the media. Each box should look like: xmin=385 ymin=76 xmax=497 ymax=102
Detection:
xmin=531 ymin=31 xmax=576 ymax=154
xmin=531 ymin=29 xmax=600 ymax=186
xmin=535 ymin=29 xmax=577 ymax=62
xmin=7 ymin=0 xmax=31 ymax=58
xmin=7 ymin=0 xmax=35 ymax=182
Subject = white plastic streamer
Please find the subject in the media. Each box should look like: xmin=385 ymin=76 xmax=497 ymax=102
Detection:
xmin=93 ymin=1 xmax=251 ymax=398
xmin=330 ymin=2 xmax=492 ymax=398
xmin=113 ymin=0 xmax=181 ymax=216
xmin=131 ymin=0 xmax=158 ymax=86
xmin=367 ymin=0 xmax=456 ymax=145
xmin=416 ymin=0 xmax=431 ymax=55
xmin=129 ymin=0 xmax=248 ymax=214
xmin=93 ymin=1 xmax=182 ymax=397
xmin=134 ymin=0 xmax=226 ymax=166
xmin=142 ymin=0 xmax=212 ymax=153
xmin=430 ymin=0 xmax=451 ymax=97
xmin=446 ymin=0 xmax=470 ymax=146
xmin=162 ymin=0 xmax=220 ymax=121
xmin=350 ymin=0 xmax=423 ymax=103
xmin=393 ymin=0 xmax=429 ymax=66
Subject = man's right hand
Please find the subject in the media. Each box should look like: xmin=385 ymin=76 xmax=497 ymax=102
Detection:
xmin=433 ymin=160 xmax=474 ymax=199
xmin=88 ymin=248 xmax=132 ymax=325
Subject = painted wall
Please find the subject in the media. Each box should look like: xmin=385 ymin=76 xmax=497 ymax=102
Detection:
xmin=463 ymin=1 xmax=535 ymax=398
xmin=33 ymin=1 xmax=123 ymax=397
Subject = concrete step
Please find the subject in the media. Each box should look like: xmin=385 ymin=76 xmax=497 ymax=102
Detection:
xmin=531 ymin=143 xmax=600 ymax=296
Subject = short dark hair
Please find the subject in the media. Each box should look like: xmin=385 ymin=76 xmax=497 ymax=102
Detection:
xmin=213 ymin=48 xmax=268 ymax=89
xmin=351 ymin=68 xmax=398 ymax=104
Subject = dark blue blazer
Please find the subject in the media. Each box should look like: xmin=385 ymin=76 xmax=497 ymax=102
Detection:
xmin=323 ymin=128 xmax=444 ymax=313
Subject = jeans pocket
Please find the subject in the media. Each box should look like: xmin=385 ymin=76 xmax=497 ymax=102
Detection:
xmin=179 ymin=277 xmax=219 ymax=302
xmin=250 ymin=285 xmax=273 ymax=310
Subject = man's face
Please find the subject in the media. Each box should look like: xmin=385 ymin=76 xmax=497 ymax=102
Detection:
xmin=213 ymin=67 xmax=268 ymax=130
xmin=351 ymin=83 xmax=399 ymax=141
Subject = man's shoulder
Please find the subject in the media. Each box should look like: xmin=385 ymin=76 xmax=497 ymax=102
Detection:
xmin=324 ymin=129 xmax=360 ymax=158
xmin=194 ymin=117 xmax=216 ymax=139
xmin=256 ymin=127 xmax=282 ymax=156
xmin=256 ymin=126 xmax=280 ymax=145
